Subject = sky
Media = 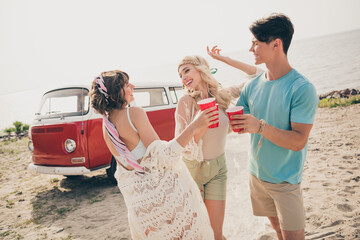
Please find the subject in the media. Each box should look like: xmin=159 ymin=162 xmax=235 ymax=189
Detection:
xmin=0 ymin=0 xmax=360 ymax=129
xmin=1 ymin=0 xmax=360 ymax=96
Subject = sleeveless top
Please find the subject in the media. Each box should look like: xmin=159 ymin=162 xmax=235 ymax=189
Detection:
xmin=201 ymin=109 xmax=229 ymax=159
xmin=126 ymin=107 xmax=147 ymax=160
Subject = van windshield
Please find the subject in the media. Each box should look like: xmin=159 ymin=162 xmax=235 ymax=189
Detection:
xmin=36 ymin=88 xmax=89 ymax=119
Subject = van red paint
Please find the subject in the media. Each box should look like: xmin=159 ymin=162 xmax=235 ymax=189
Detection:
xmin=28 ymin=84 xmax=184 ymax=183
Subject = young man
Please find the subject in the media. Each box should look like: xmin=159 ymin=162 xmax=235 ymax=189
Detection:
xmin=209 ymin=14 xmax=319 ymax=240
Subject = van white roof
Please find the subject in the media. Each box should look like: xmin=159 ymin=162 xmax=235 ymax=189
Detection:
xmin=42 ymin=81 xmax=183 ymax=95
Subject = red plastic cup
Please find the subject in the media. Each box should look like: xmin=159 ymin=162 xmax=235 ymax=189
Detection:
xmin=226 ymin=106 xmax=244 ymax=132
xmin=208 ymin=104 xmax=219 ymax=128
xmin=197 ymin=98 xmax=219 ymax=128
xmin=197 ymin=98 xmax=216 ymax=110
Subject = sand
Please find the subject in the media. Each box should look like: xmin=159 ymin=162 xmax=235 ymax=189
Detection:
xmin=0 ymin=104 xmax=359 ymax=240
xmin=302 ymin=104 xmax=360 ymax=240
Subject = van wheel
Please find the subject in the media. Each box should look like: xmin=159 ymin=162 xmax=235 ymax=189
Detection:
xmin=106 ymin=157 xmax=118 ymax=184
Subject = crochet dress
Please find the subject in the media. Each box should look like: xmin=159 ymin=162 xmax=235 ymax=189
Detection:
xmin=114 ymin=140 xmax=214 ymax=240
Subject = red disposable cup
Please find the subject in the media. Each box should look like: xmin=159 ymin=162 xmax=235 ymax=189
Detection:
xmin=197 ymin=98 xmax=216 ymax=110
xmin=226 ymin=106 xmax=244 ymax=132
xmin=208 ymin=104 xmax=219 ymax=128
xmin=197 ymin=98 xmax=219 ymax=128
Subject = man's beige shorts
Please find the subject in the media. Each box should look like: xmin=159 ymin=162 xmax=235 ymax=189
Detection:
xmin=183 ymin=153 xmax=227 ymax=201
xmin=249 ymin=174 xmax=305 ymax=231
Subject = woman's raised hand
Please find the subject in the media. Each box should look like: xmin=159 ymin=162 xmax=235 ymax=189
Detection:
xmin=194 ymin=106 xmax=219 ymax=129
xmin=207 ymin=45 xmax=225 ymax=62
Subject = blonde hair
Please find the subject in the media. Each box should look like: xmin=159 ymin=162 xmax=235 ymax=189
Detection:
xmin=178 ymin=55 xmax=231 ymax=111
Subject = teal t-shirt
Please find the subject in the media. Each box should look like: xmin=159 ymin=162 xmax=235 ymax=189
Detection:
xmin=237 ymin=69 xmax=319 ymax=184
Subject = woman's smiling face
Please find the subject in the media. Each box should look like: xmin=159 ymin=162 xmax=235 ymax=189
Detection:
xmin=178 ymin=64 xmax=203 ymax=91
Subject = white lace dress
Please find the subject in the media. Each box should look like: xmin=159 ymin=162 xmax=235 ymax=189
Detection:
xmin=114 ymin=140 xmax=214 ymax=240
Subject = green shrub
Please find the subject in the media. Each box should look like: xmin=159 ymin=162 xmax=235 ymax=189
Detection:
xmin=1 ymin=121 xmax=30 ymax=141
xmin=318 ymin=95 xmax=360 ymax=108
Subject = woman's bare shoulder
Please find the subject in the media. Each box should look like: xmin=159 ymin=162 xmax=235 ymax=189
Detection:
xmin=129 ymin=106 xmax=146 ymax=120
xmin=129 ymin=106 xmax=148 ymax=124
xmin=129 ymin=106 xmax=146 ymax=115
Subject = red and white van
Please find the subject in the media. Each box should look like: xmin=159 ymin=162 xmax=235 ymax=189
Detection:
xmin=28 ymin=83 xmax=184 ymax=183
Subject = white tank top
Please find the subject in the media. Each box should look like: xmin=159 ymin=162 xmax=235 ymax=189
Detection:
xmin=126 ymin=107 xmax=147 ymax=160
xmin=201 ymin=109 xmax=229 ymax=159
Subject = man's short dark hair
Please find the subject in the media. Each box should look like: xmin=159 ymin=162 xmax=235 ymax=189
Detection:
xmin=250 ymin=13 xmax=294 ymax=55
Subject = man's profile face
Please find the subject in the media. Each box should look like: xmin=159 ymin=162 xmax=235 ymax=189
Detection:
xmin=249 ymin=37 xmax=276 ymax=65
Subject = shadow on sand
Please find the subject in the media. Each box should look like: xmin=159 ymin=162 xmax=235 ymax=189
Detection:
xmin=30 ymin=173 xmax=119 ymax=225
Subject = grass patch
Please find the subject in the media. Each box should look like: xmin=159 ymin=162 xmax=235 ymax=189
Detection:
xmin=319 ymin=95 xmax=360 ymax=108
xmin=0 ymin=138 xmax=28 ymax=147
xmin=50 ymin=178 xmax=60 ymax=183
xmin=0 ymin=148 xmax=15 ymax=155
xmin=0 ymin=138 xmax=28 ymax=156
xmin=14 ymin=233 xmax=23 ymax=240
xmin=86 ymin=190 xmax=106 ymax=204
xmin=60 ymin=234 xmax=73 ymax=240
xmin=6 ymin=199 xmax=15 ymax=208
xmin=0 ymin=230 xmax=12 ymax=237
xmin=2 ymin=139 xmax=15 ymax=145
xmin=56 ymin=207 xmax=72 ymax=215
xmin=87 ymin=195 xmax=106 ymax=204
xmin=1 ymin=193 xmax=11 ymax=201
xmin=32 ymin=201 xmax=44 ymax=210
xmin=37 ymin=233 xmax=48 ymax=240
xmin=0 ymin=231 xmax=23 ymax=239
xmin=14 ymin=218 xmax=36 ymax=227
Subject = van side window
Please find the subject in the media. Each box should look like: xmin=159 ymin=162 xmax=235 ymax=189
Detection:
xmin=169 ymin=87 xmax=185 ymax=104
xmin=132 ymin=88 xmax=169 ymax=108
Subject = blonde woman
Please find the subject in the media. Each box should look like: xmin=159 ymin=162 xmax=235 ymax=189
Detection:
xmin=176 ymin=54 xmax=259 ymax=240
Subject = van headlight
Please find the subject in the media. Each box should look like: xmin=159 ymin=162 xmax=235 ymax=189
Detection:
xmin=28 ymin=140 xmax=34 ymax=152
xmin=65 ymin=139 xmax=76 ymax=153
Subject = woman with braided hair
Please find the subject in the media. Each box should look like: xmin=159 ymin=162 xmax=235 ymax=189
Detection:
xmin=176 ymin=53 xmax=260 ymax=240
xmin=90 ymin=70 xmax=218 ymax=239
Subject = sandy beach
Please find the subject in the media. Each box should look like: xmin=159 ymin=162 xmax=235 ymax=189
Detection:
xmin=0 ymin=104 xmax=359 ymax=240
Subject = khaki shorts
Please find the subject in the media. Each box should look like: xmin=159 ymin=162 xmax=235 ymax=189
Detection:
xmin=249 ymin=174 xmax=305 ymax=231
xmin=183 ymin=153 xmax=227 ymax=201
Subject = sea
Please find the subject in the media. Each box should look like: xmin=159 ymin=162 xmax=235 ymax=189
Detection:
xmin=1 ymin=29 xmax=360 ymax=130
xmin=216 ymin=29 xmax=360 ymax=92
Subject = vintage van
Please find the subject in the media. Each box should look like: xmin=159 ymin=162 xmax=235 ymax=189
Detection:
xmin=28 ymin=82 xmax=184 ymax=183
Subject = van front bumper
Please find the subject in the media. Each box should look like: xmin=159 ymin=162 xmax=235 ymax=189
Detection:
xmin=28 ymin=163 xmax=91 ymax=175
